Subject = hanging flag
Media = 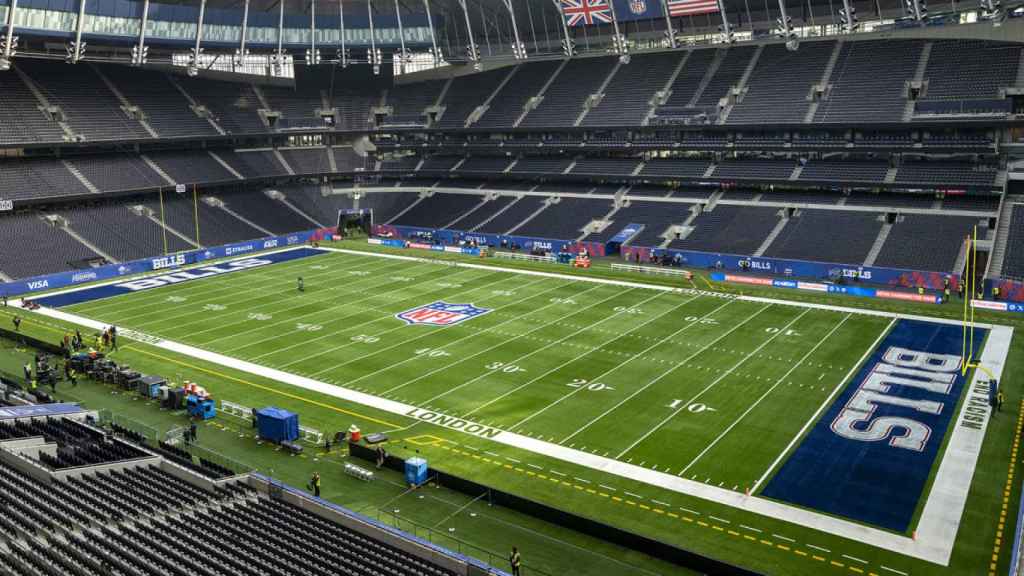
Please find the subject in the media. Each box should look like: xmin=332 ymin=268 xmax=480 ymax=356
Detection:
xmin=561 ymin=0 xmax=614 ymax=26
xmin=612 ymin=0 xmax=662 ymax=21
xmin=666 ymin=0 xmax=718 ymax=16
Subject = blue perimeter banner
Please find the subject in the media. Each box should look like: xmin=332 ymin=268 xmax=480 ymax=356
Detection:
xmin=762 ymin=319 xmax=987 ymax=532
xmin=33 ymin=247 xmax=325 ymax=308
xmin=1 ymin=230 xmax=325 ymax=299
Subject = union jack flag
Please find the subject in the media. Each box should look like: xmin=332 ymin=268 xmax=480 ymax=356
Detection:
xmin=666 ymin=0 xmax=719 ymax=16
xmin=561 ymin=0 xmax=614 ymax=26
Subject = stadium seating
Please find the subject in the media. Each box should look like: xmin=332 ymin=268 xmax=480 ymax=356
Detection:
xmin=475 ymin=196 xmax=547 ymax=234
xmin=797 ymin=160 xmax=890 ymax=184
xmin=436 ymin=68 xmax=512 ymax=128
xmin=383 ymin=78 xmax=447 ymax=126
xmin=587 ymin=200 xmax=694 ymax=246
xmin=581 ymin=52 xmax=681 ymax=127
xmin=695 ymin=45 xmax=758 ymax=109
xmin=520 ymin=57 xmax=616 ymax=128
xmin=514 ymin=196 xmax=614 ymax=239
xmin=279 ymin=148 xmax=333 ymax=174
xmin=148 ymin=151 xmax=238 ymax=185
xmin=177 ymin=76 xmax=267 ymax=134
xmin=101 ymin=65 xmax=220 ymax=138
xmin=814 ymin=40 xmax=924 ymax=123
xmin=640 ymin=158 xmax=714 ymax=180
xmin=0 ymin=157 xmax=91 ymax=201
xmin=392 ymin=192 xmax=485 ymax=229
xmin=0 ymin=67 xmax=67 ymax=144
xmin=1002 ymin=204 xmax=1024 ymax=281
xmin=67 ymin=155 xmax=166 ymax=192
xmin=725 ymin=42 xmax=836 ymax=124
xmin=763 ymin=209 xmax=884 ymax=264
xmin=0 ymin=212 xmax=102 ymax=278
xmin=667 ymin=205 xmax=781 ymax=255
xmin=713 ymin=159 xmax=796 ymax=181
xmin=475 ymin=61 xmax=562 ymax=128
xmin=918 ymin=40 xmax=1021 ymax=102
xmin=217 ymin=149 xmax=290 ymax=178
xmin=873 ymin=215 xmax=982 ymax=272
xmin=61 ymin=201 xmax=195 ymax=262
xmin=144 ymin=193 xmax=263 ymax=246
xmin=895 ymin=161 xmax=998 ymax=188
xmin=570 ymin=158 xmax=641 ymax=176
xmin=653 ymin=48 xmax=718 ymax=122
xmin=220 ymin=189 xmax=319 ymax=234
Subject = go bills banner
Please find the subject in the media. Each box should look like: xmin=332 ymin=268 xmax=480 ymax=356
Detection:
xmin=0 ymin=229 xmax=335 ymax=298
xmin=710 ymin=272 xmax=942 ymax=304
xmin=638 ymin=247 xmax=959 ymax=292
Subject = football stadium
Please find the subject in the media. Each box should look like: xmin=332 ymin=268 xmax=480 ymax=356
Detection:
xmin=0 ymin=0 xmax=1023 ymax=574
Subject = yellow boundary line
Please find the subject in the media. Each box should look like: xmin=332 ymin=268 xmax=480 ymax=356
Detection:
xmin=989 ymin=399 xmax=1024 ymax=576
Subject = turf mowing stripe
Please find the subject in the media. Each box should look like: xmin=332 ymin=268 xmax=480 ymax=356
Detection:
xmin=216 ymin=264 xmax=506 ymax=352
xmin=614 ymin=307 xmax=812 ymax=459
xmin=511 ymin=297 xmax=740 ymax=431
xmin=163 ymin=262 xmax=482 ymax=344
xmin=452 ymin=290 xmax=690 ymax=421
xmin=750 ymin=316 xmax=896 ymax=493
xmin=247 ymin=275 xmax=555 ymax=362
xmin=130 ymin=259 xmax=446 ymax=337
xmin=559 ymin=300 xmax=772 ymax=444
xmin=68 ymin=249 xmax=367 ymax=315
xmin=277 ymin=274 xmax=551 ymax=370
xmin=100 ymin=255 xmax=402 ymax=325
xmin=366 ymin=283 xmax=622 ymax=397
xmin=677 ymin=313 xmax=852 ymax=477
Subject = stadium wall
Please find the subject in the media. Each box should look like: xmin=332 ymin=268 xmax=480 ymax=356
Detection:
xmin=380 ymin=224 xmax=958 ymax=290
xmin=0 ymin=228 xmax=337 ymax=298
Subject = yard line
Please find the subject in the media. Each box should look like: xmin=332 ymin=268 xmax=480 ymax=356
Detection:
xmin=574 ymin=477 xmax=590 ymax=484
xmin=452 ymin=291 xmax=687 ymax=418
xmin=772 ymin=534 xmax=795 ymax=542
xmin=615 ymin=308 xmax=811 ymax=459
xmin=651 ymin=499 xmax=670 ymax=507
xmin=95 ymin=252 xmax=383 ymax=321
xmin=379 ymin=285 xmax=636 ymax=396
xmin=315 ymin=280 xmax=602 ymax=386
xmin=750 ymin=316 xmax=896 ymax=492
xmin=561 ymin=299 xmax=771 ymax=444
xmin=245 ymin=272 xmax=540 ymax=360
xmin=72 ymin=251 xmax=364 ymax=315
xmin=709 ymin=516 xmax=730 ymax=524
xmin=271 ymin=273 xmax=536 ymax=367
xmin=806 ymin=544 xmax=832 ymax=553
xmin=624 ymin=491 xmax=643 ymax=499
xmin=513 ymin=298 xmax=738 ymax=431
xmin=678 ymin=507 xmax=700 ymax=516
xmin=740 ymin=525 xmax=761 ymax=533
xmin=879 ymin=566 xmax=908 ymax=576
xmin=166 ymin=260 xmax=454 ymax=340
xmin=842 ymin=554 xmax=867 ymax=564
xmin=598 ymin=485 xmax=617 ymax=492
xmin=677 ymin=313 xmax=851 ymax=476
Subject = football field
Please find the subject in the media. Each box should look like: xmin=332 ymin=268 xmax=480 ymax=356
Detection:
xmin=25 ymin=244 xmax=1013 ymax=573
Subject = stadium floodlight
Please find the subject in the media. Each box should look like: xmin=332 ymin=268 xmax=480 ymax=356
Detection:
xmin=512 ymin=40 xmax=527 ymax=60
xmin=838 ymin=5 xmax=859 ymax=32
xmin=0 ymin=36 xmax=16 ymax=71
xmin=980 ymin=0 xmax=1003 ymax=23
xmin=65 ymin=41 xmax=86 ymax=63
xmin=609 ymin=33 xmax=629 ymax=60
xmin=560 ymin=37 xmax=575 ymax=57
xmin=131 ymin=44 xmax=148 ymax=66
xmin=305 ymin=48 xmax=322 ymax=65
xmin=336 ymin=47 xmax=351 ymax=68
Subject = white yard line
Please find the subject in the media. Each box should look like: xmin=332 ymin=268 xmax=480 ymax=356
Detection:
xmin=256 ymin=274 xmax=549 ymax=361
xmin=512 ymin=298 xmax=742 ymax=431
xmin=456 ymin=291 xmax=685 ymax=420
xmin=273 ymin=273 xmax=534 ymax=368
xmin=560 ymin=300 xmax=766 ymax=444
xmin=384 ymin=286 xmax=652 ymax=398
xmin=750 ymin=316 xmax=896 ymax=492
xmin=175 ymin=261 xmax=458 ymax=342
xmin=615 ymin=308 xmax=812 ymax=459
xmin=677 ymin=313 xmax=851 ymax=476
xmin=27 ymin=245 xmax=1016 ymax=566
xmin=96 ymin=254 xmax=389 ymax=322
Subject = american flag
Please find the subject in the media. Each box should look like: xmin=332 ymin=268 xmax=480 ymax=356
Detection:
xmin=561 ymin=0 xmax=614 ymax=26
xmin=667 ymin=0 xmax=719 ymax=16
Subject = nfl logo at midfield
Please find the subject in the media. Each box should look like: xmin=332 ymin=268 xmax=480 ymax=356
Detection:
xmin=396 ymin=301 xmax=491 ymax=326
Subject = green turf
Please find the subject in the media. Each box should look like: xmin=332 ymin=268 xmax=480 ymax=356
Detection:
xmin=2 ymin=240 xmax=1020 ymax=576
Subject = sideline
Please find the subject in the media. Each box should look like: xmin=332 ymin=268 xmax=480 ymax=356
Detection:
xmin=22 ymin=244 xmax=1016 ymax=565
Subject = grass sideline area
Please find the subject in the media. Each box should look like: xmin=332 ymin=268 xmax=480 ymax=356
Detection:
xmin=0 ymin=238 xmax=1020 ymax=576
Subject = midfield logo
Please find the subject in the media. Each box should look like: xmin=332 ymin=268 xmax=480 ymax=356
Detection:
xmin=396 ymin=301 xmax=491 ymax=326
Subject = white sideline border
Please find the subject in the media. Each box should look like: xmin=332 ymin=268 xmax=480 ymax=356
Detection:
xmin=22 ymin=245 xmax=1014 ymax=565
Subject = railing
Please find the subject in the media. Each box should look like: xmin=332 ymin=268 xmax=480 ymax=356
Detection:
xmin=374 ymin=508 xmax=554 ymax=576
xmin=493 ymin=252 xmax=556 ymax=263
xmin=611 ymin=263 xmax=693 ymax=279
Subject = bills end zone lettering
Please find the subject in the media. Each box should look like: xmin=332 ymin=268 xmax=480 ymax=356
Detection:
xmin=762 ymin=319 xmax=987 ymax=532
xmin=396 ymin=301 xmax=491 ymax=326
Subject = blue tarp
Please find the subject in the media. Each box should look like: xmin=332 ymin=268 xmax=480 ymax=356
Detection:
xmin=256 ymin=407 xmax=299 ymax=443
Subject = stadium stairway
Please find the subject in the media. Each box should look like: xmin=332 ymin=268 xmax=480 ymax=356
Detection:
xmin=990 ymin=195 xmax=1024 ymax=278
xmin=862 ymin=217 xmax=893 ymax=267
xmin=752 ymin=211 xmax=790 ymax=257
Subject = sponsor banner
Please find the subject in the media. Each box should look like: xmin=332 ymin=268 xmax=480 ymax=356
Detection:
xmin=0 ymin=199 xmax=13 ymax=212
xmin=711 ymin=272 xmax=942 ymax=304
xmin=762 ymin=319 xmax=988 ymax=532
xmin=0 ymin=403 xmax=85 ymax=420
xmin=383 ymin=226 xmax=568 ymax=257
xmin=971 ymin=299 xmax=1024 ymax=313
xmin=33 ymin=248 xmax=325 ymax=308
xmin=0 ymin=229 xmax=335 ymax=299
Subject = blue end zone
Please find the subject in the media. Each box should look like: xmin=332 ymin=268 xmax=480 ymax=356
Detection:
xmin=34 ymin=248 xmax=326 ymax=308
xmin=762 ymin=319 xmax=987 ymax=532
